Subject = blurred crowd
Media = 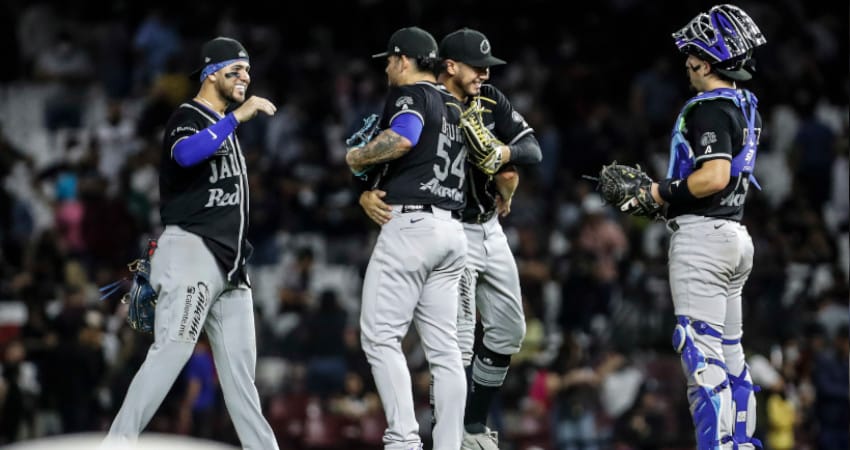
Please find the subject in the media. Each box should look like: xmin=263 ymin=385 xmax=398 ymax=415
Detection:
xmin=0 ymin=1 xmax=847 ymax=449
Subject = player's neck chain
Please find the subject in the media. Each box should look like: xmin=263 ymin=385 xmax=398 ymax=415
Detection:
xmin=195 ymin=96 xmax=219 ymax=113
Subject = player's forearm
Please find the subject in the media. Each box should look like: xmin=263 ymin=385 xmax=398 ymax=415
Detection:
xmin=172 ymin=114 xmax=239 ymax=167
xmin=346 ymin=129 xmax=411 ymax=171
xmin=495 ymin=168 xmax=519 ymax=200
xmin=654 ymin=159 xmax=730 ymax=205
xmin=507 ymin=134 xmax=542 ymax=165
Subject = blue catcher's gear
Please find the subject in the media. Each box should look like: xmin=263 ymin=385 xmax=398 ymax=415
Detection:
xmin=728 ymin=366 xmax=763 ymax=449
xmin=673 ymin=316 xmax=733 ymax=449
xmin=672 ymin=4 xmax=767 ymax=80
xmin=667 ymin=88 xmax=761 ymax=190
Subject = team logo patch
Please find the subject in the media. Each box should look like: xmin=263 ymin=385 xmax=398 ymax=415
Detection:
xmin=480 ymin=39 xmax=491 ymax=55
xmin=395 ymin=96 xmax=414 ymax=107
xmin=700 ymin=131 xmax=717 ymax=147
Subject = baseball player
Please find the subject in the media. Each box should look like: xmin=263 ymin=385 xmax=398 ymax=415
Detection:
xmin=359 ymin=28 xmax=542 ymax=449
xmin=346 ymin=27 xmax=468 ymax=450
xmin=647 ymin=5 xmax=767 ymax=449
xmin=101 ymin=37 xmax=279 ymax=449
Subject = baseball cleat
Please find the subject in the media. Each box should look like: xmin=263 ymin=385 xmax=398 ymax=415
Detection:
xmin=461 ymin=426 xmax=499 ymax=450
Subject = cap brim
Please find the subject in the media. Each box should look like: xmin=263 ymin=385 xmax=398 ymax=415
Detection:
xmin=189 ymin=68 xmax=202 ymax=80
xmin=454 ymin=55 xmax=507 ymax=67
xmin=372 ymin=52 xmax=390 ymax=59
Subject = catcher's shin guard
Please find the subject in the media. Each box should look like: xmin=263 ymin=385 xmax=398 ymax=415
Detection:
xmin=727 ymin=366 xmax=762 ymax=449
xmin=672 ymin=316 xmax=733 ymax=450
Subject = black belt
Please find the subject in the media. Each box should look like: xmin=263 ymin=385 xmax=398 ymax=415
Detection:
xmin=461 ymin=209 xmax=496 ymax=224
xmin=400 ymin=204 xmax=461 ymax=219
xmin=667 ymin=217 xmax=739 ymax=231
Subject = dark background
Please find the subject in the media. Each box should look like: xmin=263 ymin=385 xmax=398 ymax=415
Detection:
xmin=0 ymin=0 xmax=847 ymax=449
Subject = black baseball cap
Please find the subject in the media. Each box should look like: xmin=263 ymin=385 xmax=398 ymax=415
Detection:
xmin=372 ymin=27 xmax=438 ymax=59
xmin=439 ymin=28 xmax=506 ymax=67
xmin=189 ymin=37 xmax=250 ymax=80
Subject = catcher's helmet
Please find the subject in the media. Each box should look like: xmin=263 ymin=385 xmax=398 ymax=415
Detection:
xmin=672 ymin=4 xmax=766 ymax=80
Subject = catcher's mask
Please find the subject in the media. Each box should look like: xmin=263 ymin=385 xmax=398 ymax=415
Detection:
xmin=672 ymin=4 xmax=766 ymax=80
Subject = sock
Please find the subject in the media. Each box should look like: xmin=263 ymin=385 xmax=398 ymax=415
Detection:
xmin=464 ymin=346 xmax=510 ymax=431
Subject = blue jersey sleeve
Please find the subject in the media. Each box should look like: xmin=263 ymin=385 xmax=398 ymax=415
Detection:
xmin=172 ymin=113 xmax=239 ymax=167
xmin=389 ymin=112 xmax=424 ymax=146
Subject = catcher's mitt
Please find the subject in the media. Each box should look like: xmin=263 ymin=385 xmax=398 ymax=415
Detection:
xmin=99 ymin=239 xmax=158 ymax=334
xmin=587 ymin=161 xmax=663 ymax=219
xmin=345 ymin=113 xmax=380 ymax=178
xmin=460 ymin=101 xmax=504 ymax=176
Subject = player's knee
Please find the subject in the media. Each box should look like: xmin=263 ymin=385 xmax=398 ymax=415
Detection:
xmin=499 ymin=321 xmax=525 ymax=353
xmin=155 ymin=340 xmax=196 ymax=366
xmin=672 ymin=316 xmax=724 ymax=378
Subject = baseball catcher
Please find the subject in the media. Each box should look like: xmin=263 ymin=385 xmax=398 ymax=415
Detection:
xmin=460 ymin=101 xmax=504 ymax=176
xmin=586 ymin=161 xmax=663 ymax=219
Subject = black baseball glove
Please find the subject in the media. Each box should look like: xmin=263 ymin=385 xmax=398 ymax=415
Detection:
xmin=345 ymin=113 xmax=381 ymax=179
xmin=587 ymin=161 xmax=663 ymax=219
xmin=99 ymin=239 xmax=158 ymax=334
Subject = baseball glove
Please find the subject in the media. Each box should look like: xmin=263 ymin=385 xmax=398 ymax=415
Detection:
xmin=345 ymin=114 xmax=380 ymax=178
xmin=99 ymin=239 xmax=158 ymax=334
xmin=588 ymin=161 xmax=663 ymax=218
xmin=460 ymin=102 xmax=504 ymax=176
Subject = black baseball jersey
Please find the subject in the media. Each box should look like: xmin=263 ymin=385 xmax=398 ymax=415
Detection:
xmin=461 ymin=84 xmax=535 ymax=224
xmin=160 ymin=100 xmax=252 ymax=283
xmin=667 ymin=99 xmax=762 ymax=221
xmin=376 ymin=82 xmax=466 ymax=211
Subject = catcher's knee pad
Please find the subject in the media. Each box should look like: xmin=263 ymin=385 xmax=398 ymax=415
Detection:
xmin=672 ymin=316 xmax=733 ymax=450
xmin=457 ymin=268 xmax=478 ymax=366
xmin=728 ymin=366 xmax=762 ymax=449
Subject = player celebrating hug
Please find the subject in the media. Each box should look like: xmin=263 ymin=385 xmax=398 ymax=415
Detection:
xmin=359 ymin=27 xmax=542 ymax=450
xmin=591 ymin=5 xmax=767 ymax=449
xmin=347 ymin=27 xmax=468 ymax=450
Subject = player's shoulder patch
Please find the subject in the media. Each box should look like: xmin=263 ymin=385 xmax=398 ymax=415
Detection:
xmin=395 ymin=96 xmax=414 ymax=108
xmin=700 ymin=131 xmax=717 ymax=147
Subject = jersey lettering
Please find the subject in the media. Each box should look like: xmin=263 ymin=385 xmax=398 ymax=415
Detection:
xmin=205 ymin=184 xmax=241 ymax=207
xmin=720 ymin=176 xmax=749 ymax=207
xmin=208 ymin=152 xmax=243 ymax=183
xmin=425 ymin=117 xmax=466 ymax=198
xmin=742 ymin=127 xmax=761 ymax=145
xmin=419 ymin=178 xmax=465 ymax=202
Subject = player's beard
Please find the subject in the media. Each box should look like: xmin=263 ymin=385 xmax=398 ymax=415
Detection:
xmin=218 ymin=81 xmax=246 ymax=107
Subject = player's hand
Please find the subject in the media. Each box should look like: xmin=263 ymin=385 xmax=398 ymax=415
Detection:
xmin=232 ymin=96 xmax=277 ymax=123
xmin=496 ymin=194 xmax=512 ymax=217
xmin=494 ymin=167 xmax=518 ymax=218
xmin=359 ymin=189 xmax=392 ymax=225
